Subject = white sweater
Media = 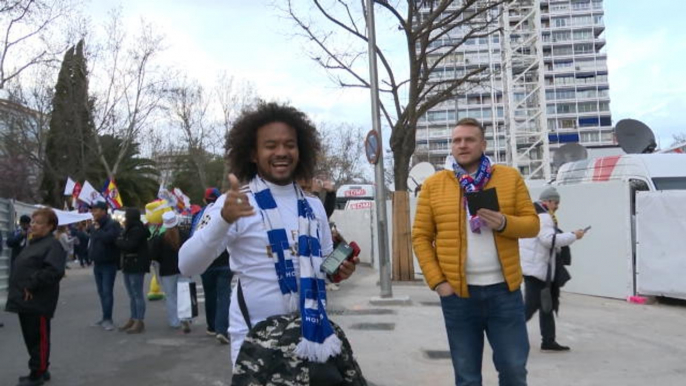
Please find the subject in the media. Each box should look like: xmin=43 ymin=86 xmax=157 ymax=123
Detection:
xmin=178 ymin=181 xmax=333 ymax=364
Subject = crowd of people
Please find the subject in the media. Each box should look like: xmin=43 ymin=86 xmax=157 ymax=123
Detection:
xmin=4 ymin=101 xmax=591 ymax=386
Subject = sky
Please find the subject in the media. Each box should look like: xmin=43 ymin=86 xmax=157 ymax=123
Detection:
xmin=85 ymin=0 xmax=686 ymax=151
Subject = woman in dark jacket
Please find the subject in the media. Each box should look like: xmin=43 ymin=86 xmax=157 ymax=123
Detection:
xmin=115 ymin=208 xmax=151 ymax=334
xmin=5 ymin=208 xmax=66 ymax=386
xmin=151 ymin=211 xmax=191 ymax=332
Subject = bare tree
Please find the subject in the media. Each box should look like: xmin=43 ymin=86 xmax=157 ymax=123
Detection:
xmin=215 ymin=71 xmax=258 ymax=189
xmin=285 ymin=0 xmax=506 ymax=279
xmin=163 ymin=76 xmax=218 ymax=188
xmin=0 ymin=0 xmax=82 ymax=89
xmin=0 ymin=66 xmax=54 ymax=201
xmin=316 ymin=122 xmax=369 ymax=185
xmin=89 ymin=10 xmax=167 ymax=179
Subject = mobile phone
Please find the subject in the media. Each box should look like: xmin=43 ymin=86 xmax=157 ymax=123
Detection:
xmin=583 ymin=226 xmax=592 ymax=232
xmin=320 ymin=242 xmax=355 ymax=276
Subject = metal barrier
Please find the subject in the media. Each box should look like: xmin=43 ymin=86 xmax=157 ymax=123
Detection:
xmin=0 ymin=199 xmax=37 ymax=306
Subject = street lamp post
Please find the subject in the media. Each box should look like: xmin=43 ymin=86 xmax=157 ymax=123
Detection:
xmin=365 ymin=0 xmax=392 ymax=298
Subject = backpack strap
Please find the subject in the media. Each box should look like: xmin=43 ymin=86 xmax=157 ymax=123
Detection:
xmin=237 ymin=279 xmax=252 ymax=330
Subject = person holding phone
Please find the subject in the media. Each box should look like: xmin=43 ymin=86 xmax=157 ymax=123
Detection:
xmin=178 ymin=102 xmax=361 ymax=379
xmin=519 ymin=187 xmax=586 ymax=352
xmin=413 ymin=118 xmax=540 ymax=386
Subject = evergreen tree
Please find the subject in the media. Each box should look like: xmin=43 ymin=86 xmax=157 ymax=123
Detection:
xmin=40 ymin=39 xmax=97 ymax=205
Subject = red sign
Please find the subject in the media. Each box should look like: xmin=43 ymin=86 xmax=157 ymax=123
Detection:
xmin=346 ymin=201 xmax=373 ymax=210
xmin=344 ymin=189 xmax=368 ymax=197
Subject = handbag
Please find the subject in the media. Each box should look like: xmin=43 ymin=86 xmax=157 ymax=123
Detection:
xmin=177 ymin=280 xmax=198 ymax=319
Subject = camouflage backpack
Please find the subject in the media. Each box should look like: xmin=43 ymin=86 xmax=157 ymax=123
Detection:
xmin=231 ymin=313 xmax=367 ymax=386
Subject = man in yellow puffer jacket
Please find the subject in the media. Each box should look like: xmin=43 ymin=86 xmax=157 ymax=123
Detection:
xmin=412 ymin=118 xmax=540 ymax=386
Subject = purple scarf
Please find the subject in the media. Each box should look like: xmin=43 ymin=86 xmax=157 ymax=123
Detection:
xmin=450 ymin=154 xmax=493 ymax=233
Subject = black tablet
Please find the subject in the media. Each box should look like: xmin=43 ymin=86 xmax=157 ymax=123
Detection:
xmin=465 ymin=187 xmax=500 ymax=213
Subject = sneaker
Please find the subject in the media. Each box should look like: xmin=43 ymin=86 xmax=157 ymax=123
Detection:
xmin=181 ymin=321 xmax=191 ymax=334
xmin=205 ymin=329 xmax=216 ymax=336
xmin=216 ymin=333 xmax=230 ymax=344
xmin=101 ymin=320 xmax=115 ymax=331
xmin=90 ymin=319 xmax=104 ymax=327
xmin=541 ymin=341 xmax=570 ymax=352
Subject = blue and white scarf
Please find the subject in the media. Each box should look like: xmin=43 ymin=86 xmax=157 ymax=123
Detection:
xmin=249 ymin=177 xmax=342 ymax=363
xmin=449 ymin=154 xmax=493 ymax=233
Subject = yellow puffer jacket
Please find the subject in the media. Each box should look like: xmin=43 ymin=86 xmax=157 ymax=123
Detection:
xmin=412 ymin=165 xmax=539 ymax=297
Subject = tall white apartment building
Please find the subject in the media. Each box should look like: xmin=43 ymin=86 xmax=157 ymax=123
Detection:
xmin=414 ymin=0 xmax=613 ymax=172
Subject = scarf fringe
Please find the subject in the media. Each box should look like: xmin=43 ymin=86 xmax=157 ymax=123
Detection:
xmin=294 ymin=332 xmax=342 ymax=363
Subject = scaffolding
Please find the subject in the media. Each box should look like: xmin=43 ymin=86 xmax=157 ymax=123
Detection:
xmin=500 ymin=0 xmax=551 ymax=179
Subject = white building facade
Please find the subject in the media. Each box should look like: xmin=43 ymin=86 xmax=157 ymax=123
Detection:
xmin=414 ymin=0 xmax=613 ymax=173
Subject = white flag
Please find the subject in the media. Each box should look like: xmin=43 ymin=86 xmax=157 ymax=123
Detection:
xmin=64 ymin=177 xmax=76 ymax=196
xmin=78 ymin=181 xmax=105 ymax=205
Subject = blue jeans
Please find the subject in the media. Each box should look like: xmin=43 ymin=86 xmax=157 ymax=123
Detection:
xmin=93 ymin=263 xmax=118 ymax=321
xmin=201 ymin=267 xmax=232 ymax=335
xmin=440 ymin=283 xmax=529 ymax=386
xmin=123 ymin=273 xmax=146 ymax=320
xmin=159 ymin=274 xmax=180 ymax=327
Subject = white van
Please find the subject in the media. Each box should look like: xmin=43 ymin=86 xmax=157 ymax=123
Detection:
xmin=554 ymin=153 xmax=686 ymax=191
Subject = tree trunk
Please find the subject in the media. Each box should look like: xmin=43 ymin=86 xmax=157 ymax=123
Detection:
xmin=389 ymin=127 xmax=415 ymax=281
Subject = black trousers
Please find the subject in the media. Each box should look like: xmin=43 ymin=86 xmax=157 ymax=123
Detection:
xmin=18 ymin=313 xmax=51 ymax=376
xmin=524 ymin=276 xmax=556 ymax=344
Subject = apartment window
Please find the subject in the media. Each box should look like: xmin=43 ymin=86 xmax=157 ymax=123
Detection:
xmin=594 ymin=15 xmax=604 ymax=24
xmin=598 ymin=88 xmax=610 ymax=97
xmin=554 ymin=61 xmax=573 ymax=70
xmin=556 ymin=90 xmax=575 ymax=99
xmin=579 ymin=117 xmax=599 ymax=127
xmin=554 ymin=75 xmax=574 ymax=85
xmin=572 ymin=15 xmax=593 ymax=26
xmin=574 ymin=44 xmax=594 ymax=54
xmin=546 ymin=104 xmax=556 ymax=114
xmin=557 ymin=103 xmax=576 ymax=114
xmin=546 ymin=90 xmax=556 ymax=100
xmin=492 ymin=35 xmax=500 ymax=43
xmin=573 ymin=30 xmax=593 ymax=40
xmin=551 ymin=3 xmax=570 ymax=11
xmin=428 ymin=111 xmax=447 ymax=121
xmin=601 ymin=132 xmax=614 ymax=142
xmin=560 ymin=119 xmax=576 ymax=129
xmin=577 ymin=89 xmax=597 ymax=98
xmin=597 ymin=74 xmax=609 ymax=83
xmin=467 ymin=95 xmax=481 ymax=105
xmin=593 ymin=0 xmax=603 ymax=10
xmin=553 ymin=31 xmax=571 ymax=42
xmin=581 ymin=132 xmax=600 ymax=142
xmin=578 ymin=102 xmax=598 ymax=113
xmin=572 ymin=1 xmax=591 ymax=10
xmin=553 ymin=17 xmax=570 ymax=27
xmin=599 ymin=101 xmax=610 ymax=111
xmin=548 ymin=119 xmax=557 ymax=130
xmin=553 ymin=46 xmax=573 ymax=56
xmin=599 ymin=116 xmax=612 ymax=126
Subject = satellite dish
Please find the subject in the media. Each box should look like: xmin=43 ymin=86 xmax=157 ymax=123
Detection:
xmin=408 ymin=162 xmax=435 ymax=194
xmin=615 ymin=119 xmax=657 ymax=154
xmin=553 ymin=143 xmax=588 ymax=167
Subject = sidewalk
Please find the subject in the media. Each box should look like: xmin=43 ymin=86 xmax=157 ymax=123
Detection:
xmin=2 ymin=264 xmax=686 ymax=385
xmin=329 ymin=266 xmax=686 ymax=386
xmin=0 ymin=264 xmax=231 ymax=386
